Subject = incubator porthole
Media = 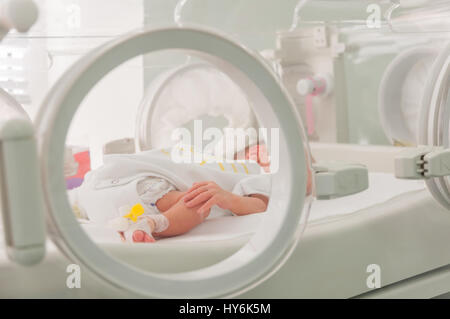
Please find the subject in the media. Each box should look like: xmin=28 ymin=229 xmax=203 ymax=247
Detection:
xmin=379 ymin=46 xmax=439 ymax=146
xmin=36 ymin=27 xmax=312 ymax=298
xmin=418 ymin=43 xmax=450 ymax=210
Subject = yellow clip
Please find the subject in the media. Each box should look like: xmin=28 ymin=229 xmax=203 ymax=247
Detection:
xmin=123 ymin=203 xmax=144 ymax=223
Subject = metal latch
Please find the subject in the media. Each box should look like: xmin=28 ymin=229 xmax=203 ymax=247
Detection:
xmin=313 ymin=161 xmax=369 ymax=200
xmin=395 ymin=146 xmax=450 ymax=179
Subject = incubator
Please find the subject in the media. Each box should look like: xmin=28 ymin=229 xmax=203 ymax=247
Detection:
xmin=2 ymin=0 xmax=450 ymax=299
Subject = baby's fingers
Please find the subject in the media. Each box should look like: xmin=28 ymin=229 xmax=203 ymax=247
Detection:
xmin=198 ymin=197 xmax=217 ymax=215
xmin=183 ymin=186 xmax=209 ymax=202
xmin=186 ymin=181 xmax=209 ymax=193
xmin=185 ymin=191 xmax=213 ymax=208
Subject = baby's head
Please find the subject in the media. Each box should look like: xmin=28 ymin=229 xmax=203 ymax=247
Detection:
xmin=235 ymin=143 xmax=270 ymax=173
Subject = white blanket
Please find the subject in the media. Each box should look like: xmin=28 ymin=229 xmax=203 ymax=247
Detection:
xmin=78 ymin=172 xmax=425 ymax=244
xmin=73 ymin=147 xmax=271 ymax=223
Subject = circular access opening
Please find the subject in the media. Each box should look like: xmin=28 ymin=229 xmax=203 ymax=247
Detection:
xmin=136 ymin=62 xmax=258 ymax=157
xmin=36 ymin=27 xmax=312 ymax=298
xmin=379 ymin=46 xmax=438 ymax=145
xmin=419 ymin=42 xmax=450 ymax=210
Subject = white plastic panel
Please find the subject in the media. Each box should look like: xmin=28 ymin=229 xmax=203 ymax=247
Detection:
xmin=0 ymin=88 xmax=46 ymax=266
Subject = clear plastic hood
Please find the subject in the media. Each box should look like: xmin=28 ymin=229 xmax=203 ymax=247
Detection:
xmin=1 ymin=1 xmax=316 ymax=298
xmin=270 ymin=0 xmax=450 ymax=147
xmin=3 ymin=0 xmax=450 ymax=299
xmin=279 ymin=1 xmax=450 ymax=211
xmin=33 ymin=27 xmax=314 ymax=298
xmin=6 ymin=0 xmax=450 ymax=145
xmin=387 ymin=0 xmax=450 ymax=33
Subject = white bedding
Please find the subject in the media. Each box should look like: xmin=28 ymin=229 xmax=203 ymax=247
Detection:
xmin=0 ymin=172 xmax=426 ymax=248
xmin=78 ymin=172 xmax=426 ymax=244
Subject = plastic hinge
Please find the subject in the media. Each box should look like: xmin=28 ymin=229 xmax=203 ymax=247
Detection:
xmin=394 ymin=146 xmax=450 ymax=179
xmin=313 ymin=161 xmax=369 ymax=200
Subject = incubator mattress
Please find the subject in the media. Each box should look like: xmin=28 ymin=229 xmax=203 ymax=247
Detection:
xmin=2 ymin=172 xmax=450 ymax=298
xmin=78 ymin=172 xmax=426 ymax=244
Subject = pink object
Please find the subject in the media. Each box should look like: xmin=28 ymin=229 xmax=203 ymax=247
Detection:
xmin=305 ymin=77 xmax=326 ymax=136
xmin=66 ymin=150 xmax=91 ymax=190
xmin=73 ymin=150 xmax=91 ymax=179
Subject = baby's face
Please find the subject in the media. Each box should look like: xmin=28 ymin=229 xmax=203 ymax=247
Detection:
xmin=234 ymin=144 xmax=271 ymax=173
xmin=234 ymin=148 xmax=248 ymax=161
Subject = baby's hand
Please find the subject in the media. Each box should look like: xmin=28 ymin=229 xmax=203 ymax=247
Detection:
xmin=183 ymin=181 xmax=235 ymax=215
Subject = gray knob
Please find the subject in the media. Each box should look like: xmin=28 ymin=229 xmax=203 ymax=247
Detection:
xmin=3 ymin=0 xmax=38 ymax=32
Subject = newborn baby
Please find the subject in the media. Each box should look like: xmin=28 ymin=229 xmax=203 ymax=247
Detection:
xmin=71 ymin=145 xmax=271 ymax=243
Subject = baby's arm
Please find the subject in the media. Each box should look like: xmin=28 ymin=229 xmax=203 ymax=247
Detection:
xmin=224 ymin=193 xmax=268 ymax=216
xmin=183 ymin=181 xmax=268 ymax=216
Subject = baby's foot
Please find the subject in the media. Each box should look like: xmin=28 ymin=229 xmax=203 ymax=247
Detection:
xmin=132 ymin=230 xmax=155 ymax=243
xmin=132 ymin=217 xmax=156 ymax=243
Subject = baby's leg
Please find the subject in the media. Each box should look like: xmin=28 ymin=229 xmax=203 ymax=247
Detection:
xmin=132 ymin=190 xmax=208 ymax=242
xmin=154 ymin=196 xmax=209 ymax=237
xmin=155 ymin=190 xmax=186 ymax=212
